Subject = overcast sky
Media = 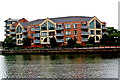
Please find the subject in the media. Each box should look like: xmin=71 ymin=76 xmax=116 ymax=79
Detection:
xmin=0 ymin=0 xmax=119 ymax=41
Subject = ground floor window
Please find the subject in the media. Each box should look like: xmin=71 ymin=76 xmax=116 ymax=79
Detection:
xmin=66 ymin=37 xmax=71 ymax=41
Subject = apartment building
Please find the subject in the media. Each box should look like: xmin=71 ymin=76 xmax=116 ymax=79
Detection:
xmin=4 ymin=16 xmax=107 ymax=47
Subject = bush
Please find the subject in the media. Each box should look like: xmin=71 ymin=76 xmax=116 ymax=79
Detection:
xmin=14 ymin=47 xmax=23 ymax=49
xmin=86 ymin=44 xmax=94 ymax=47
xmin=74 ymin=44 xmax=82 ymax=48
xmin=62 ymin=45 xmax=67 ymax=48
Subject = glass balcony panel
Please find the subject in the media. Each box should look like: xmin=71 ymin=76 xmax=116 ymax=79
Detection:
xmin=81 ymin=26 xmax=89 ymax=29
xmin=56 ymin=33 xmax=64 ymax=36
xmin=56 ymin=27 xmax=64 ymax=30
xmin=82 ymin=38 xmax=88 ymax=41
xmin=81 ymin=32 xmax=89 ymax=35
xmin=56 ymin=39 xmax=64 ymax=42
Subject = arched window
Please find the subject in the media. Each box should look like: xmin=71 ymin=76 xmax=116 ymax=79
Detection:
xmin=16 ymin=26 xmax=22 ymax=33
xmin=90 ymin=20 xmax=94 ymax=29
xmin=43 ymin=38 xmax=47 ymax=42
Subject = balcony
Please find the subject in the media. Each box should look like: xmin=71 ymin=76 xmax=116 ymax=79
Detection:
xmin=34 ymin=28 xmax=40 ymax=31
xmin=102 ymin=32 xmax=108 ymax=35
xmin=55 ymin=33 xmax=64 ymax=36
xmin=10 ymin=32 xmax=16 ymax=35
xmin=82 ymin=38 xmax=88 ymax=41
xmin=56 ymin=27 xmax=64 ymax=30
xmin=81 ymin=26 xmax=89 ymax=29
xmin=33 ymin=34 xmax=40 ymax=37
xmin=22 ymin=30 xmax=27 ymax=33
xmin=34 ymin=40 xmax=40 ymax=43
xmin=56 ymin=39 xmax=64 ymax=42
xmin=102 ymin=27 xmax=108 ymax=29
xmin=12 ymin=37 xmax=16 ymax=40
xmin=10 ymin=27 xmax=15 ymax=30
xmin=5 ymin=28 xmax=10 ymax=31
xmin=81 ymin=32 xmax=89 ymax=35
xmin=22 ymin=35 xmax=27 ymax=38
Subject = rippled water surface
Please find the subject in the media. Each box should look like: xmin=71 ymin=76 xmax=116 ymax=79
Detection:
xmin=0 ymin=53 xmax=119 ymax=79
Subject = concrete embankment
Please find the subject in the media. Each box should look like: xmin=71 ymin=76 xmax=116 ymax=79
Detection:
xmin=1 ymin=46 xmax=120 ymax=55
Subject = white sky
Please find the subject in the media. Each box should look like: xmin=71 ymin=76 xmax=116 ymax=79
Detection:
xmin=0 ymin=0 xmax=119 ymax=41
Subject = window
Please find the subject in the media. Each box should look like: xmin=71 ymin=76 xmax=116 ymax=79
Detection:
xmin=82 ymin=24 xmax=86 ymax=26
xmin=17 ymin=35 xmax=19 ymax=38
xmin=90 ymin=30 xmax=94 ymax=34
xmin=41 ymin=22 xmax=47 ymax=30
xmin=57 ymin=24 xmax=62 ymax=27
xmin=49 ymin=32 xmax=55 ymax=36
xmin=74 ymin=30 xmax=77 ymax=35
xmin=74 ymin=37 xmax=78 ymax=41
xmin=16 ymin=26 xmax=22 ymax=33
xmin=90 ymin=20 xmax=94 ymax=29
xmin=41 ymin=32 xmax=47 ymax=36
xmin=31 ymin=28 xmax=34 ymax=31
xmin=96 ymin=30 xmax=101 ymax=35
xmin=6 ymin=31 xmax=10 ymax=34
xmin=31 ymin=33 xmax=34 ymax=37
xmin=96 ymin=20 xmax=101 ymax=29
xmin=96 ymin=36 xmax=99 ymax=41
xmin=66 ymin=37 xmax=71 ymax=41
xmin=65 ymin=24 xmax=71 ymax=29
xmin=66 ymin=31 xmax=71 ymax=35
xmin=73 ymin=24 xmax=77 ymax=29
xmin=6 ymin=26 xmax=10 ymax=29
xmin=20 ymin=34 xmax=22 ymax=38
xmin=18 ymin=40 xmax=22 ymax=44
xmin=48 ymin=21 xmax=55 ymax=30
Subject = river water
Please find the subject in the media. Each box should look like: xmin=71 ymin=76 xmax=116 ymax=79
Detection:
xmin=0 ymin=53 xmax=119 ymax=79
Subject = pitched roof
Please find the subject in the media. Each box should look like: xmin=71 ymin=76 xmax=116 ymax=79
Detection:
xmin=20 ymin=22 xmax=29 ymax=26
xmin=4 ymin=18 xmax=19 ymax=22
xmin=49 ymin=16 xmax=93 ymax=23
xmin=27 ymin=16 xmax=93 ymax=25
xmin=16 ymin=16 xmax=94 ymax=26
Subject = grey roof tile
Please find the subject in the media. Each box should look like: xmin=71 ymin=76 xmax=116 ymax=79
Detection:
xmin=50 ymin=16 xmax=93 ymax=23
xmin=5 ymin=18 xmax=19 ymax=22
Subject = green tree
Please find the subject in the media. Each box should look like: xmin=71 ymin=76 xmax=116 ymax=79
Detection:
xmin=22 ymin=37 xmax=32 ymax=48
xmin=106 ymin=27 xmax=117 ymax=34
xmin=100 ymin=34 xmax=109 ymax=45
xmin=50 ymin=36 xmax=57 ymax=48
xmin=67 ymin=38 xmax=76 ymax=48
xmin=3 ymin=36 xmax=16 ymax=48
xmin=88 ymin=37 xmax=95 ymax=44
xmin=108 ymin=32 xmax=120 ymax=45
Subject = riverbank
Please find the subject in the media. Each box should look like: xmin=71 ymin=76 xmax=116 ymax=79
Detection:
xmin=1 ymin=46 xmax=120 ymax=55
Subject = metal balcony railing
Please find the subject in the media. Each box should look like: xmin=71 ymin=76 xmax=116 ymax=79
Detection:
xmin=34 ymin=40 xmax=40 ymax=43
xmin=22 ymin=36 xmax=27 ymax=38
xmin=81 ymin=32 xmax=89 ymax=35
xmin=56 ymin=39 xmax=64 ymax=42
xmin=102 ymin=27 xmax=108 ymax=29
xmin=33 ymin=34 xmax=40 ymax=37
xmin=22 ymin=30 xmax=27 ymax=33
xmin=5 ymin=28 xmax=10 ymax=31
xmin=10 ymin=27 xmax=15 ymax=30
xmin=82 ymin=38 xmax=88 ymax=41
xmin=56 ymin=33 xmax=64 ymax=36
xmin=56 ymin=27 xmax=64 ymax=30
xmin=10 ymin=32 xmax=16 ymax=34
xmin=81 ymin=26 xmax=89 ymax=29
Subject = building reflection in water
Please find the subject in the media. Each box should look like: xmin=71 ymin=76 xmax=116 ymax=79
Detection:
xmin=0 ymin=54 xmax=118 ymax=78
